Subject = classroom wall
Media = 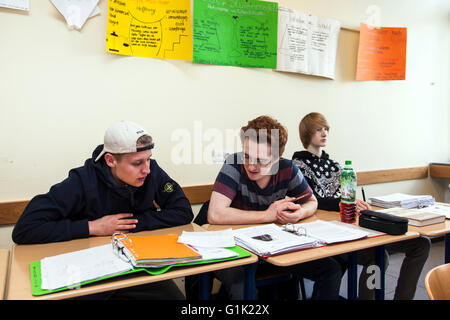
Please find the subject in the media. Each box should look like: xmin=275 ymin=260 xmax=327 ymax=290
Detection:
xmin=0 ymin=0 xmax=449 ymax=250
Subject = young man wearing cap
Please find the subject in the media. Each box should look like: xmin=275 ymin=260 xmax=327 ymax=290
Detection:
xmin=206 ymin=115 xmax=342 ymax=300
xmin=13 ymin=120 xmax=193 ymax=244
xmin=12 ymin=120 xmax=193 ymax=299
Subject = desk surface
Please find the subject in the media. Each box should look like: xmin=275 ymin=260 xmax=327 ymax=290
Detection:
xmin=371 ymin=205 xmax=450 ymax=238
xmin=7 ymin=224 xmax=258 ymax=300
xmin=205 ymin=210 xmax=419 ymax=267
xmin=0 ymin=249 xmax=9 ymax=300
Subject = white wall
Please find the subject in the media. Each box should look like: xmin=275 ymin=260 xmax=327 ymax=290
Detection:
xmin=0 ymin=0 xmax=449 ymax=249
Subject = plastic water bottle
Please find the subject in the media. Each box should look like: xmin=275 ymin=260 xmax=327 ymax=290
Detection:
xmin=340 ymin=160 xmax=357 ymax=223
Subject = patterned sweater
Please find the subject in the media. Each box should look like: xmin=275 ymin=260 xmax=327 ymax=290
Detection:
xmin=292 ymin=150 xmax=342 ymax=212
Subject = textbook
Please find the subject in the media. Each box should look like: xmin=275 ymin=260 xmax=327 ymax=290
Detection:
xmin=31 ymin=238 xmax=250 ymax=296
xmin=377 ymin=207 xmax=446 ymax=227
xmin=233 ymin=220 xmax=369 ymax=257
xmin=369 ymin=193 xmax=435 ymax=209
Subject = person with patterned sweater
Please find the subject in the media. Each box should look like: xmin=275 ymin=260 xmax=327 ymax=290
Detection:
xmin=293 ymin=112 xmax=430 ymax=300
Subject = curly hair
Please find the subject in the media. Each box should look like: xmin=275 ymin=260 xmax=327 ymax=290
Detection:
xmin=240 ymin=115 xmax=288 ymax=157
xmin=299 ymin=112 xmax=330 ymax=149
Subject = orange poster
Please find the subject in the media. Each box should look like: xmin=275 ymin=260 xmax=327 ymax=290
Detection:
xmin=356 ymin=23 xmax=407 ymax=81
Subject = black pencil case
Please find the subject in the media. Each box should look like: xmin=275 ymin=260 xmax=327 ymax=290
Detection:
xmin=359 ymin=210 xmax=408 ymax=235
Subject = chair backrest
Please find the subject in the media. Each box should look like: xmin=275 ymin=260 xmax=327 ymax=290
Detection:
xmin=425 ymin=263 xmax=450 ymax=300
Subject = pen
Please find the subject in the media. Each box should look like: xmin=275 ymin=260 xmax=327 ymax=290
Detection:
xmin=361 ymin=187 xmax=366 ymax=202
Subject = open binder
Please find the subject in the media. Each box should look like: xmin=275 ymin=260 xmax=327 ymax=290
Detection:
xmin=113 ymin=233 xmax=203 ymax=267
xmin=233 ymin=220 xmax=370 ymax=257
xmin=30 ymin=233 xmax=251 ymax=296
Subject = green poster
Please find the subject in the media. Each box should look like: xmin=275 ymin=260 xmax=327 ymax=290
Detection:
xmin=193 ymin=0 xmax=278 ymax=69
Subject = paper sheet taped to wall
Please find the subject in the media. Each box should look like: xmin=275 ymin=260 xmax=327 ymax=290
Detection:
xmin=356 ymin=23 xmax=407 ymax=81
xmin=193 ymin=0 xmax=278 ymax=69
xmin=106 ymin=0 xmax=193 ymax=61
xmin=50 ymin=0 xmax=99 ymax=30
xmin=0 ymin=0 xmax=29 ymax=11
xmin=276 ymin=7 xmax=341 ymax=79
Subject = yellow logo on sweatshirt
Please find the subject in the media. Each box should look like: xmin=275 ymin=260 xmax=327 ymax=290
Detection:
xmin=163 ymin=182 xmax=174 ymax=193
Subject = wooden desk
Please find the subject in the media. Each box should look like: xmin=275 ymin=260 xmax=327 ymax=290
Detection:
xmin=205 ymin=210 xmax=419 ymax=300
xmin=206 ymin=210 xmax=418 ymax=265
xmin=372 ymin=204 xmax=450 ymax=263
xmin=6 ymin=224 xmax=258 ymax=300
xmin=0 ymin=249 xmax=9 ymax=300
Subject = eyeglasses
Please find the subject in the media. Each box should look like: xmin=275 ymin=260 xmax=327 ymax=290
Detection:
xmin=241 ymin=153 xmax=273 ymax=167
xmin=282 ymin=223 xmax=307 ymax=237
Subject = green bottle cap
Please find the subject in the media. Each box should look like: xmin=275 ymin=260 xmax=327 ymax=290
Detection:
xmin=345 ymin=160 xmax=352 ymax=165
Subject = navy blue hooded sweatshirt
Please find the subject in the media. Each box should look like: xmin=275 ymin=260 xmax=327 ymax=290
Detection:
xmin=12 ymin=145 xmax=193 ymax=244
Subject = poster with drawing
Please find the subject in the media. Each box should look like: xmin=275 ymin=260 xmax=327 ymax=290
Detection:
xmin=106 ymin=0 xmax=192 ymax=61
xmin=193 ymin=0 xmax=278 ymax=69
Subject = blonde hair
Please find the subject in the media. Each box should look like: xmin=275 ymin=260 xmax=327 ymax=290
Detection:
xmin=299 ymin=113 xmax=330 ymax=149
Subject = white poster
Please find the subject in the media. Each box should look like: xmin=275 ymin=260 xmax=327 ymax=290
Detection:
xmin=0 ymin=0 xmax=29 ymax=11
xmin=276 ymin=7 xmax=341 ymax=79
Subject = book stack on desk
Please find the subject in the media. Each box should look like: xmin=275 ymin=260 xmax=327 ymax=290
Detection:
xmin=377 ymin=207 xmax=446 ymax=227
xmin=369 ymin=193 xmax=435 ymax=209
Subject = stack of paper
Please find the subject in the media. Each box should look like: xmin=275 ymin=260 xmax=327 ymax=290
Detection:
xmin=177 ymin=229 xmax=235 ymax=248
xmin=369 ymin=193 xmax=435 ymax=209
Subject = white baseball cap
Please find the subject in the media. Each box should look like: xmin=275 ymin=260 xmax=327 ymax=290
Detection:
xmin=94 ymin=120 xmax=153 ymax=162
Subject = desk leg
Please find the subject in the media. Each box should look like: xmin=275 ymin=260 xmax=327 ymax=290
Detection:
xmin=199 ymin=272 xmax=211 ymax=300
xmin=445 ymin=234 xmax=450 ymax=264
xmin=244 ymin=262 xmax=258 ymax=300
xmin=375 ymin=245 xmax=385 ymax=300
xmin=347 ymin=251 xmax=358 ymax=300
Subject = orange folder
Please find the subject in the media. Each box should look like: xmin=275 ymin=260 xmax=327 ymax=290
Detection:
xmin=117 ymin=234 xmax=201 ymax=262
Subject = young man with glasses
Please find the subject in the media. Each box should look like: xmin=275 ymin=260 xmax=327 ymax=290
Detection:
xmin=206 ymin=115 xmax=342 ymax=300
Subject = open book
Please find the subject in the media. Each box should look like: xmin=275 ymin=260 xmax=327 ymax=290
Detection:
xmin=233 ymin=220 xmax=369 ymax=257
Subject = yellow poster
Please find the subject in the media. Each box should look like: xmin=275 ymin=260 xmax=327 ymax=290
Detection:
xmin=106 ymin=0 xmax=192 ymax=61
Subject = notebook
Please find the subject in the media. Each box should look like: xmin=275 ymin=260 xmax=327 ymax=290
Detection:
xmin=233 ymin=220 xmax=369 ymax=257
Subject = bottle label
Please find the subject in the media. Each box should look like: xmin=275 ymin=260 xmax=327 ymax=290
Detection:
xmin=341 ymin=168 xmax=356 ymax=202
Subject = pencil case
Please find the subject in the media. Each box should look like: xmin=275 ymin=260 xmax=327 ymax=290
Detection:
xmin=359 ymin=210 xmax=408 ymax=235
